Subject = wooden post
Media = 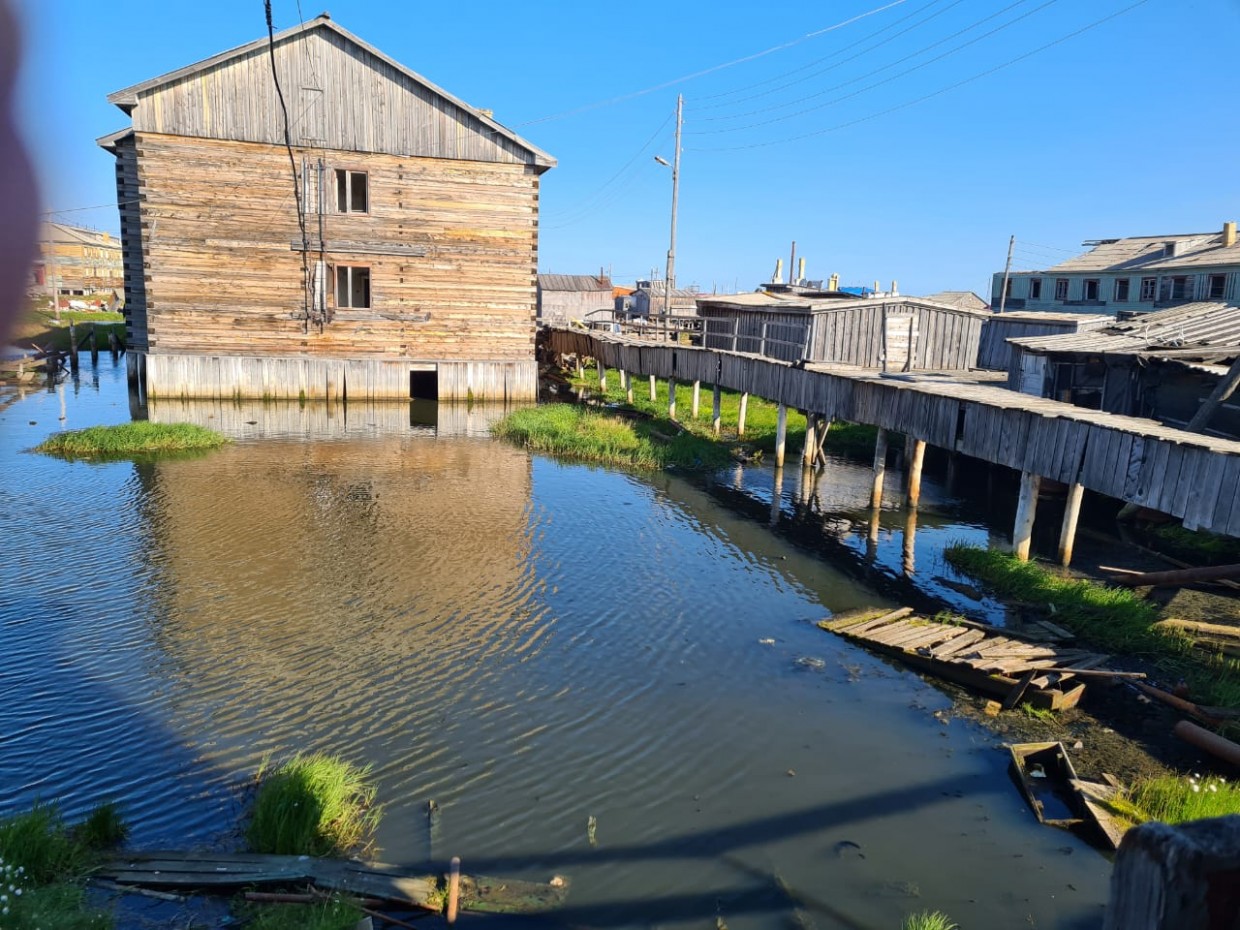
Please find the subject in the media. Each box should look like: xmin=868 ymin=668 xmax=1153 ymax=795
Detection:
xmin=712 ymin=382 xmax=722 ymax=435
xmin=108 ymin=330 xmax=120 ymax=358
xmin=446 ymin=856 xmax=461 ymax=924
xmin=737 ymin=392 xmax=749 ymax=436
xmin=770 ymin=467 xmax=784 ymax=526
xmin=906 ymin=439 xmax=927 ymax=510
xmin=1013 ymin=472 xmax=1041 ymax=561
xmin=67 ymin=322 xmax=79 ymax=373
xmin=871 ymin=429 xmax=888 ymax=509
xmin=691 ymin=380 xmax=701 ymax=418
xmin=90 ymin=325 xmax=99 ymax=365
xmin=903 ymin=509 xmax=917 ymax=577
xmin=775 ymin=403 xmax=787 ymax=467
xmin=597 ymin=360 xmax=607 ymax=391
xmin=866 ymin=507 xmax=881 ymax=561
xmin=802 ymin=412 xmax=817 ymax=467
xmin=1103 ymin=817 xmax=1240 ymax=930
xmin=626 ymin=376 xmax=634 ymax=404
xmin=649 ymin=374 xmax=657 ymax=402
xmin=576 ymin=357 xmax=584 ymax=379
xmin=668 ymin=378 xmax=677 ymax=420
xmin=1058 ymin=483 xmax=1085 ymax=566
xmin=619 ymin=369 xmax=628 ymax=390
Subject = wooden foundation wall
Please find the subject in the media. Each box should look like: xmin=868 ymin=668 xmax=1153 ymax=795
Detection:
xmin=141 ymin=353 xmax=537 ymax=402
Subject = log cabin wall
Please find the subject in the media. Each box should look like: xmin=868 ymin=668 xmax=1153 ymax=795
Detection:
xmin=103 ymin=16 xmax=552 ymax=400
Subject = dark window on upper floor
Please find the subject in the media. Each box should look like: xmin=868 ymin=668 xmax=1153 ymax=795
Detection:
xmin=335 ymin=169 xmax=369 ymax=213
xmin=1083 ymin=279 xmax=1100 ymax=301
xmin=1114 ymin=278 xmax=1130 ymax=301
xmin=1054 ymin=278 xmax=1069 ymax=301
xmin=1028 ymin=277 xmax=1042 ymax=300
xmin=1208 ymin=274 xmax=1227 ymax=299
xmin=335 ymin=265 xmax=371 ymax=309
xmin=1140 ymin=277 xmax=1157 ymax=301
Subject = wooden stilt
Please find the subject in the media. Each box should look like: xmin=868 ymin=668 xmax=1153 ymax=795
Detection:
xmin=626 ymin=376 xmax=634 ymax=404
xmin=903 ymin=509 xmax=918 ymax=577
xmin=871 ymin=428 xmax=888 ymax=508
xmin=907 ymin=439 xmax=927 ymax=510
xmin=814 ymin=416 xmax=832 ymax=466
xmin=1059 ymin=482 xmax=1085 ymax=567
xmin=649 ymin=374 xmax=657 ymax=402
xmin=738 ymin=392 xmax=749 ymax=436
xmin=597 ymin=360 xmax=607 ymax=391
xmin=576 ymin=358 xmax=584 ymax=379
xmin=691 ymin=380 xmax=701 ymax=418
xmin=866 ymin=507 xmax=881 ymax=561
xmin=1013 ymin=472 xmax=1041 ymax=561
xmin=802 ymin=412 xmax=817 ymax=467
xmin=945 ymin=452 xmax=958 ymax=492
xmin=775 ymin=403 xmax=788 ymax=467
xmin=619 ymin=369 xmax=628 ymax=390
xmin=668 ymin=378 xmax=677 ymax=420
xmin=90 ymin=325 xmax=99 ymax=366
xmin=712 ymin=382 xmax=722 ymax=435
xmin=68 ymin=323 xmax=79 ymax=373
xmin=770 ymin=467 xmax=784 ymax=526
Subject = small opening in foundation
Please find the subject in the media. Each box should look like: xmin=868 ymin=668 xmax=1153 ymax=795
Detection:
xmin=410 ymin=368 xmax=438 ymax=401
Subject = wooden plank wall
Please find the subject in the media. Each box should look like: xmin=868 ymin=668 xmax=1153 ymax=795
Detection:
xmin=546 ymin=327 xmax=1240 ymax=537
xmin=113 ymin=137 xmax=148 ymax=350
xmin=128 ymin=132 xmax=538 ymax=396
xmin=145 ymin=355 xmax=537 ymax=401
xmin=977 ymin=317 xmax=1104 ymax=371
xmin=130 ymin=27 xmax=539 ymax=166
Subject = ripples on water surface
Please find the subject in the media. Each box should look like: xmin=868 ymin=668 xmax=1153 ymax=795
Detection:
xmin=0 ymin=363 xmax=1109 ymax=929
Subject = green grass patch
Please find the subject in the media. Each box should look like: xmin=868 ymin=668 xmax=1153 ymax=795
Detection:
xmin=1110 ymin=773 xmax=1240 ymax=826
xmin=236 ymin=899 xmax=363 ymax=930
xmin=493 ymin=404 xmax=733 ymax=470
xmin=0 ymin=802 xmax=129 ymax=929
xmin=569 ymin=367 xmax=879 ymax=459
xmin=1144 ymin=522 xmax=1240 ymax=567
xmin=35 ymin=422 xmax=228 ymax=459
xmin=901 ymin=911 xmax=957 ymax=930
xmin=246 ymin=754 xmax=380 ymax=857
xmin=944 ymin=544 xmax=1240 ymax=708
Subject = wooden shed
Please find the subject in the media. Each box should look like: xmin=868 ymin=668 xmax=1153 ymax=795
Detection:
xmin=978 ymin=311 xmax=1115 ymax=371
xmin=695 ymin=293 xmax=986 ymax=370
xmin=98 ymin=13 xmax=554 ymax=402
xmin=536 ymin=274 xmax=612 ymax=326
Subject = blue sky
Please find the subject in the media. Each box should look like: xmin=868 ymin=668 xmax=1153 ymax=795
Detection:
xmin=13 ymin=0 xmax=1240 ymax=296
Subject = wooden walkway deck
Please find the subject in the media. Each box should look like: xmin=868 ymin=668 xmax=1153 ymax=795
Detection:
xmin=545 ymin=326 xmax=1240 ymax=553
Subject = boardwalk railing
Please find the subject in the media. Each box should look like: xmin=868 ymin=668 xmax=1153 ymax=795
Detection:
xmin=544 ymin=325 xmax=1240 ymax=557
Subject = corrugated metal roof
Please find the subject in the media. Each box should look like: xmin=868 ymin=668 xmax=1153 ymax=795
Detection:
xmin=1038 ymin=230 xmax=1240 ymax=273
xmin=990 ymin=310 xmax=1114 ymax=326
xmin=698 ymin=293 xmax=990 ymax=317
xmin=537 ymin=274 xmax=611 ymax=292
xmin=1009 ymin=302 xmax=1240 ymax=354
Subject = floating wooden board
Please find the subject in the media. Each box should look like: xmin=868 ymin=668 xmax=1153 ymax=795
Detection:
xmin=818 ymin=610 xmax=1125 ymax=710
xmin=1009 ymin=742 xmax=1084 ymax=828
xmin=98 ymin=852 xmax=567 ymax=914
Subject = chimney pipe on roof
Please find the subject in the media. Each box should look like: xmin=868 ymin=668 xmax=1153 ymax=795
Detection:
xmin=1225 ymin=221 xmax=1237 ymax=248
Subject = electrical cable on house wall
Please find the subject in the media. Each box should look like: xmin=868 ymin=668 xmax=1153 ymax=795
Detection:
xmin=264 ymin=0 xmax=314 ymax=331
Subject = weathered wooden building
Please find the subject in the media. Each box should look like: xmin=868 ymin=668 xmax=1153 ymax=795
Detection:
xmin=536 ymin=274 xmax=612 ymax=326
xmin=30 ymin=222 xmax=124 ymax=302
xmin=1004 ymin=302 xmax=1240 ymax=438
xmin=98 ymin=14 xmax=554 ymax=401
xmin=695 ymin=293 xmax=986 ymax=370
xmin=625 ymin=280 xmax=700 ymax=318
xmin=978 ymin=310 xmax=1114 ymax=372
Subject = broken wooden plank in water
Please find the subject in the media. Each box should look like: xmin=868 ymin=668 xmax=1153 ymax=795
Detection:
xmin=99 ymin=853 xmax=568 ymax=914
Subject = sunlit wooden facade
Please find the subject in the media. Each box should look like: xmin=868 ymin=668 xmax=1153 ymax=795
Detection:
xmin=99 ymin=14 xmax=554 ymax=401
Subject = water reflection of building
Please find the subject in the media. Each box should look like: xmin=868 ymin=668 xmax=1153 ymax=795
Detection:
xmin=136 ymin=432 xmax=538 ymax=768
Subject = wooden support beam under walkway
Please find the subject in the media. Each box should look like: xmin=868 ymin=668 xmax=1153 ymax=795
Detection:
xmin=543 ymin=327 xmax=1240 ymax=549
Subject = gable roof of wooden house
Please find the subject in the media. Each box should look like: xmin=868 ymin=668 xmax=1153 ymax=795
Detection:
xmin=923 ymin=290 xmax=990 ymax=313
xmin=537 ymin=274 xmax=612 ymax=292
xmin=101 ymin=13 xmax=555 ymax=169
xmin=1035 ymin=226 xmax=1240 ymax=274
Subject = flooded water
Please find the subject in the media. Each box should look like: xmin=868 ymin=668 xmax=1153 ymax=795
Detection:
xmin=1 ymin=359 xmax=1111 ymax=929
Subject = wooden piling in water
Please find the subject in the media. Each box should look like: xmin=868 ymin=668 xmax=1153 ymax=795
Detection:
xmin=1013 ymin=472 xmax=1041 ymax=561
xmin=90 ymin=325 xmax=99 ymax=366
xmin=446 ymin=856 xmax=461 ymax=924
xmin=1059 ymin=482 xmax=1085 ymax=566
xmin=108 ymin=330 xmax=121 ymax=358
xmin=770 ymin=467 xmax=784 ymax=526
xmin=903 ymin=509 xmax=918 ymax=577
xmin=691 ymin=380 xmax=701 ymax=419
xmin=775 ymin=403 xmax=788 ymax=467
xmin=907 ymin=439 xmax=927 ymax=510
xmin=668 ymin=378 xmax=677 ymax=420
xmin=712 ymin=383 xmax=722 ymax=435
xmin=871 ymin=429 xmax=888 ymax=509
xmin=802 ymin=412 xmax=817 ymax=467
xmin=68 ymin=323 xmax=79 ymax=373
xmin=738 ymin=392 xmax=749 ymax=437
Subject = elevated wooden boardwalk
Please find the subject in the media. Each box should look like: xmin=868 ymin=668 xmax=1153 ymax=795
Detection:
xmin=545 ymin=327 xmax=1240 ymax=556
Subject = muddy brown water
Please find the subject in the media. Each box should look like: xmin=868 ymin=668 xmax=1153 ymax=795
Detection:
xmin=1 ymin=362 xmax=1113 ymax=929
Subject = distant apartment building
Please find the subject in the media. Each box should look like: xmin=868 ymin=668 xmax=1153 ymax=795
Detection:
xmin=993 ymin=221 xmax=1240 ymax=314
xmin=30 ymin=222 xmax=123 ymax=299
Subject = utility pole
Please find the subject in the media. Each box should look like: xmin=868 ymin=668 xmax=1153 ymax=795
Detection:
xmin=663 ymin=93 xmax=683 ymax=325
xmin=998 ymin=234 xmax=1015 ymax=314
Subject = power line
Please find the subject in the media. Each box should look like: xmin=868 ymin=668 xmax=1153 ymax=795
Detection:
xmin=693 ymin=0 xmax=966 ymax=112
xmin=689 ymin=0 xmax=1060 ymax=134
xmin=689 ymin=0 xmax=1151 ymax=152
xmin=513 ymin=0 xmax=911 ymax=128
xmin=42 ymin=200 xmax=142 ymax=216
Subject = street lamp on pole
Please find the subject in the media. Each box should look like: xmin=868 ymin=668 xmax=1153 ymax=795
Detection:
xmin=654 ymin=94 xmax=683 ymax=339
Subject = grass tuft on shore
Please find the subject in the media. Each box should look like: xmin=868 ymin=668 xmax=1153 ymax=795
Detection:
xmin=35 ymin=422 xmax=228 ymax=459
xmin=568 ymin=367 xmax=879 ymax=459
xmin=246 ymin=754 xmax=380 ymax=857
xmin=901 ymin=911 xmax=957 ymax=930
xmin=493 ymin=404 xmax=733 ymax=470
xmin=944 ymin=544 xmax=1240 ymax=708
xmin=1111 ymin=773 xmax=1240 ymax=826
xmin=238 ymin=899 xmax=364 ymax=930
xmin=0 ymin=801 xmax=129 ymax=928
